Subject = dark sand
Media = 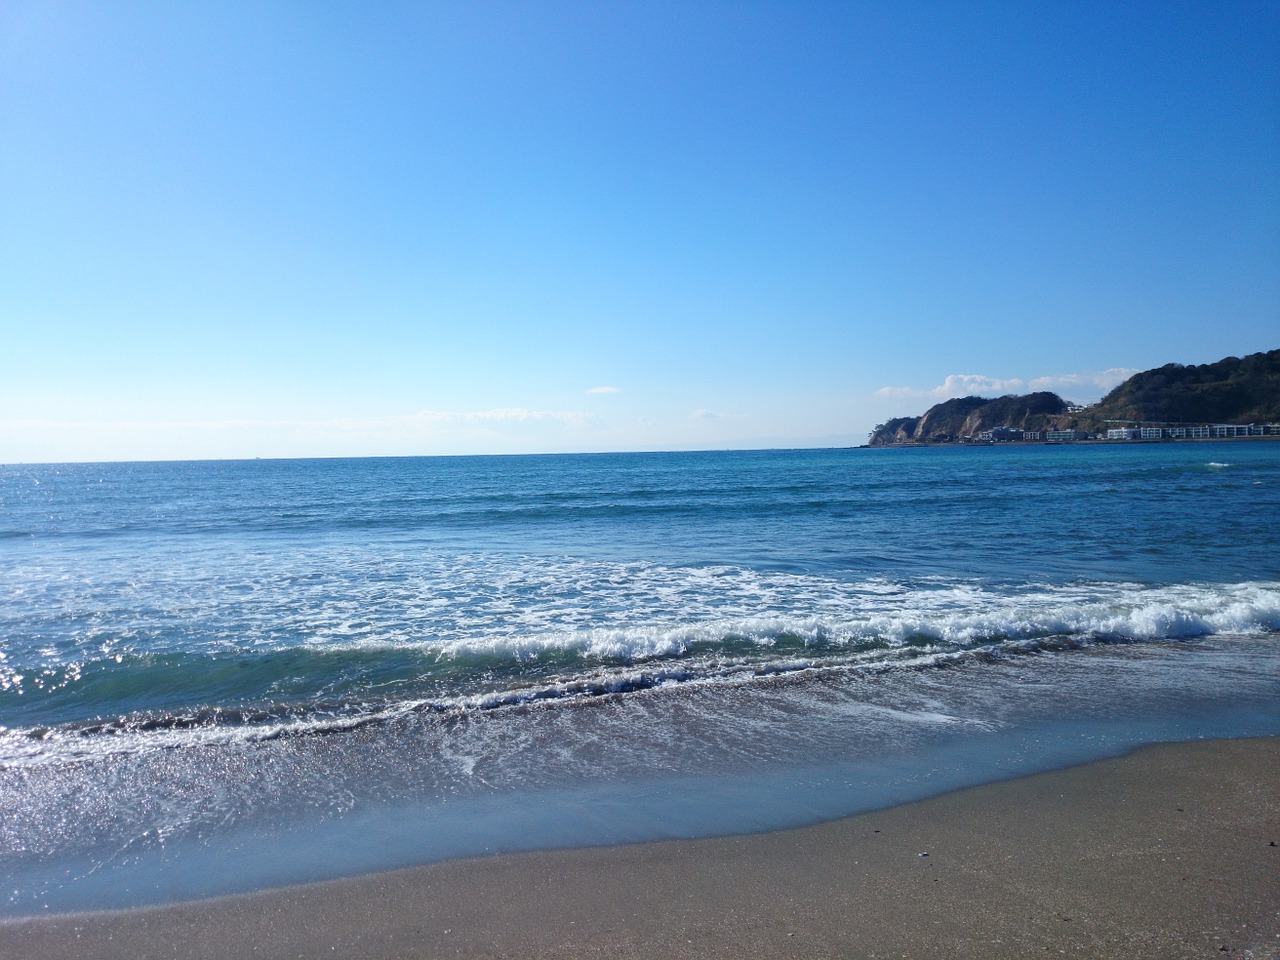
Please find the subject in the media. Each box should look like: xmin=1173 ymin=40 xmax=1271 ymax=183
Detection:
xmin=3 ymin=737 xmax=1277 ymax=960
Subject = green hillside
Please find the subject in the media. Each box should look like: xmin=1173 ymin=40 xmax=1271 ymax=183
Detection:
xmin=1077 ymin=350 xmax=1280 ymax=427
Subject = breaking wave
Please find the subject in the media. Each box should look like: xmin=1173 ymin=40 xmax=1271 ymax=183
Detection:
xmin=3 ymin=574 xmax=1275 ymax=767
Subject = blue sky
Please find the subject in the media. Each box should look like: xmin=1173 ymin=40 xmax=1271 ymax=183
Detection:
xmin=2 ymin=1 xmax=1277 ymax=461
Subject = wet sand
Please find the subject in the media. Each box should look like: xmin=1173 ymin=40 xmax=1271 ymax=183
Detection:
xmin=3 ymin=737 xmax=1277 ymax=960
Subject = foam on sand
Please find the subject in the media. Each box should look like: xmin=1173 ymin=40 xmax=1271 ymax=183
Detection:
xmin=2 ymin=737 xmax=1275 ymax=960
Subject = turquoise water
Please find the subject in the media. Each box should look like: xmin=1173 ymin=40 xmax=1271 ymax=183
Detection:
xmin=2 ymin=444 xmax=1278 ymax=914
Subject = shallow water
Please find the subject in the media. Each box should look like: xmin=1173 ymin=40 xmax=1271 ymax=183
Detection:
xmin=2 ymin=444 xmax=1278 ymax=914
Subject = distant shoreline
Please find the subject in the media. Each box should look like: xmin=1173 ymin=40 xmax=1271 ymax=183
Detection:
xmin=861 ymin=433 xmax=1280 ymax=449
xmin=867 ymin=351 xmax=1280 ymax=448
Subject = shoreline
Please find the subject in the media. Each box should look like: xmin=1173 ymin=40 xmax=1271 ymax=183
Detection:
xmin=3 ymin=736 xmax=1277 ymax=959
xmin=862 ymin=434 xmax=1280 ymax=448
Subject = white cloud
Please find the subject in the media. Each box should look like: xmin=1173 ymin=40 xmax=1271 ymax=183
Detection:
xmin=690 ymin=408 xmax=742 ymax=420
xmin=876 ymin=368 xmax=1137 ymax=404
xmin=586 ymin=386 xmax=621 ymax=394
xmin=1027 ymin=368 xmax=1138 ymax=395
xmin=876 ymin=374 xmax=1026 ymax=400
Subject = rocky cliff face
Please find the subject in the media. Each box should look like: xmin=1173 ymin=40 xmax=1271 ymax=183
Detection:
xmin=911 ymin=397 xmax=990 ymax=442
xmin=869 ymin=415 xmax=925 ymax=445
xmin=868 ymin=392 xmax=1068 ymax=445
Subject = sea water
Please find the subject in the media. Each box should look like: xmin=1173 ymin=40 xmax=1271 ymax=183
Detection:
xmin=2 ymin=444 xmax=1278 ymax=914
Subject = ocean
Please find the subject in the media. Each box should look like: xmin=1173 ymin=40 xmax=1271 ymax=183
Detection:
xmin=2 ymin=444 xmax=1278 ymax=915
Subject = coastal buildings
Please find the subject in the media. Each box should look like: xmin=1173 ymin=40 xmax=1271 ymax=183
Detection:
xmin=1211 ymin=423 xmax=1269 ymax=438
xmin=977 ymin=427 xmax=1024 ymax=442
xmin=883 ymin=422 xmax=1278 ymax=445
xmin=973 ymin=423 xmax=1280 ymax=444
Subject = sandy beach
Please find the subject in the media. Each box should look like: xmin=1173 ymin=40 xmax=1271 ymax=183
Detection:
xmin=3 ymin=736 xmax=1277 ymax=960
